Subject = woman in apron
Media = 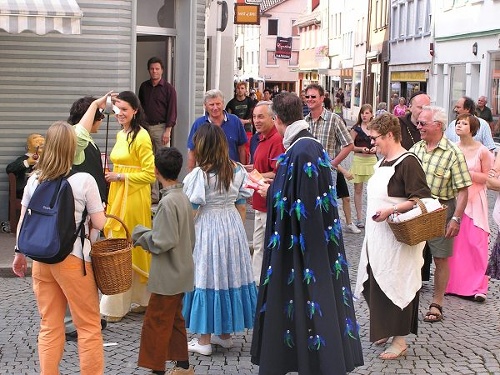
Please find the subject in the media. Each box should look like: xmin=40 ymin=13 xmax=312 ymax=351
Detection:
xmin=354 ymin=113 xmax=431 ymax=360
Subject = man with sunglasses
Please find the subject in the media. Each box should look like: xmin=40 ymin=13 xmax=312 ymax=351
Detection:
xmin=304 ymin=84 xmax=358 ymax=234
xmin=410 ymin=105 xmax=471 ymax=324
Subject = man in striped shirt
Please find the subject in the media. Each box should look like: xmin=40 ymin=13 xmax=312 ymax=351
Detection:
xmin=410 ymin=105 xmax=471 ymax=323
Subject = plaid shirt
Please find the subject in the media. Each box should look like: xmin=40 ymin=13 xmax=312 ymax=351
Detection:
xmin=305 ymin=109 xmax=352 ymax=159
xmin=410 ymin=136 xmax=472 ymax=200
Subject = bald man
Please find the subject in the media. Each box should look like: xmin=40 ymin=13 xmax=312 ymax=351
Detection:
xmin=398 ymin=92 xmax=431 ymax=150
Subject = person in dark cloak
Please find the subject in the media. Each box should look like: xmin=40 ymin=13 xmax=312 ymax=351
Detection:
xmin=250 ymin=92 xmax=364 ymax=375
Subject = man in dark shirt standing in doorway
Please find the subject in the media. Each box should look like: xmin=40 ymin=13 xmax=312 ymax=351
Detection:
xmin=138 ymin=56 xmax=177 ymax=203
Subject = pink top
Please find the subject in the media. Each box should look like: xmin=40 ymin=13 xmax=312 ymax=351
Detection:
xmin=460 ymin=144 xmax=493 ymax=232
xmin=393 ymin=104 xmax=407 ymax=117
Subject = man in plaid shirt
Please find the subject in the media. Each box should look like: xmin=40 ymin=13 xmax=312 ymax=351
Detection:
xmin=304 ymin=84 xmax=359 ymax=234
xmin=410 ymin=105 xmax=471 ymax=323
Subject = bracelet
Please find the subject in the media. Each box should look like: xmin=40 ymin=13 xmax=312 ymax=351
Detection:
xmin=117 ymin=173 xmax=121 ymax=181
xmin=393 ymin=205 xmax=398 ymax=214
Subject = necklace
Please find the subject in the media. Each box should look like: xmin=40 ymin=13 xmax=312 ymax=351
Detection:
xmin=405 ymin=122 xmax=415 ymax=145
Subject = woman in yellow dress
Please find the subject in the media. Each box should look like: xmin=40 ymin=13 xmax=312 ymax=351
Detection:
xmin=100 ymin=91 xmax=156 ymax=322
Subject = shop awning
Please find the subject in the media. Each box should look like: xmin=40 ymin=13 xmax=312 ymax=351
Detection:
xmin=0 ymin=0 xmax=83 ymax=35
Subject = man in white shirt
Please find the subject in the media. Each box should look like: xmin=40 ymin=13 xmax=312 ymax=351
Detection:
xmin=444 ymin=96 xmax=495 ymax=151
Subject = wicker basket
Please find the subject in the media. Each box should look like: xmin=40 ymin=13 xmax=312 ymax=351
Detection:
xmin=90 ymin=214 xmax=132 ymax=295
xmin=387 ymin=198 xmax=447 ymax=246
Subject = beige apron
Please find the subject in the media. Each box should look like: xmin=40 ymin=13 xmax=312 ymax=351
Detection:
xmin=354 ymin=153 xmax=425 ymax=309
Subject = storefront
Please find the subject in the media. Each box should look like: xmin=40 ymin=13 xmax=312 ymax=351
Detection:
xmin=390 ymin=70 xmax=427 ymax=109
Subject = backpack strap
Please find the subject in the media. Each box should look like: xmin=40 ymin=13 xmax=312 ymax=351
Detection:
xmin=78 ymin=208 xmax=88 ymax=276
xmin=67 ymin=171 xmax=89 ymax=276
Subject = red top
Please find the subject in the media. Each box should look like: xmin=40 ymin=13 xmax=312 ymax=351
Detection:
xmin=252 ymin=126 xmax=285 ymax=212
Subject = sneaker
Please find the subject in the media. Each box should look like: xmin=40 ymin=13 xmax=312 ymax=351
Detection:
xmin=188 ymin=338 xmax=212 ymax=356
xmin=345 ymin=223 xmax=361 ymax=234
xmin=474 ymin=293 xmax=486 ymax=302
xmin=166 ymin=367 xmax=194 ymax=375
xmin=105 ymin=315 xmax=123 ymax=323
xmin=356 ymin=220 xmax=365 ymax=228
xmin=130 ymin=304 xmax=147 ymax=313
xmin=210 ymin=335 xmax=234 ymax=348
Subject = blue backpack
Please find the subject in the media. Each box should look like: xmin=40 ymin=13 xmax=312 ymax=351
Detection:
xmin=18 ymin=173 xmax=87 ymax=264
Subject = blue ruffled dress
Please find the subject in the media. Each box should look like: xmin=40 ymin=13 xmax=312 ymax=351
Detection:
xmin=182 ymin=164 xmax=257 ymax=334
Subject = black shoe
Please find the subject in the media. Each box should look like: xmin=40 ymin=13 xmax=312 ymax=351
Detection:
xmin=65 ymin=319 xmax=107 ymax=341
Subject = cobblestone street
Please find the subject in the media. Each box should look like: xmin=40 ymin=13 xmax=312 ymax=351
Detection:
xmin=2 ymin=189 xmax=500 ymax=374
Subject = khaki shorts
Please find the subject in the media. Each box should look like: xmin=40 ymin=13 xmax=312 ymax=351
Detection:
xmin=427 ymin=198 xmax=456 ymax=258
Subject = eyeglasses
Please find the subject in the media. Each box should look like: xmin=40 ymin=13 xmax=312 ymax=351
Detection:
xmin=369 ymin=134 xmax=383 ymax=141
xmin=416 ymin=120 xmax=441 ymax=127
xmin=304 ymin=95 xmax=317 ymax=99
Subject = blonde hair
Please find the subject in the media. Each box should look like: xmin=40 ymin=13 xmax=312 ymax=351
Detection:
xmin=36 ymin=121 xmax=76 ymax=182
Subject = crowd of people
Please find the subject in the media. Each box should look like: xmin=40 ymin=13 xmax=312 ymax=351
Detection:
xmin=7 ymin=56 xmax=500 ymax=374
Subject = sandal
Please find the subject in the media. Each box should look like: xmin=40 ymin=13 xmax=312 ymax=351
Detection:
xmin=423 ymin=302 xmax=443 ymax=323
xmin=374 ymin=337 xmax=389 ymax=346
xmin=379 ymin=343 xmax=408 ymax=360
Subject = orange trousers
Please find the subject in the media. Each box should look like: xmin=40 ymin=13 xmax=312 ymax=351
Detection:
xmin=138 ymin=293 xmax=188 ymax=371
xmin=32 ymin=255 xmax=104 ymax=375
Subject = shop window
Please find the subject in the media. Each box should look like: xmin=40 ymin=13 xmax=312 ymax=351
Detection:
xmin=490 ymin=52 xmax=500 ymax=120
xmin=449 ymin=65 xmax=466 ymax=121
xmin=354 ymin=71 xmax=362 ymax=107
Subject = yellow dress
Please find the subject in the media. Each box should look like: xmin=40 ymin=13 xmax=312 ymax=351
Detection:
xmin=100 ymin=127 xmax=155 ymax=317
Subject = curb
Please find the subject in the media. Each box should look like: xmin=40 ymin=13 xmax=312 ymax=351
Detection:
xmin=0 ymin=266 xmax=31 ymax=278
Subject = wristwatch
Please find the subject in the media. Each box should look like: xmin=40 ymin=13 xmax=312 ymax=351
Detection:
xmin=451 ymin=216 xmax=461 ymax=224
xmin=117 ymin=173 xmax=122 ymax=181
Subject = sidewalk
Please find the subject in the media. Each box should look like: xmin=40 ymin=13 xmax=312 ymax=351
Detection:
xmin=3 ymin=156 xmax=500 ymax=374
xmin=2 ymin=197 xmax=500 ymax=374
xmin=0 ymin=231 xmax=19 ymax=277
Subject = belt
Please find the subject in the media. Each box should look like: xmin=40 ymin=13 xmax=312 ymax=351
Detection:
xmin=149 ymin=122 xmax=166 ymax=126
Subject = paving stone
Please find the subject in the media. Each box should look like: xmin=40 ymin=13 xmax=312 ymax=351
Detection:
xmin=2 ymin=185 xmax=500 ymax=373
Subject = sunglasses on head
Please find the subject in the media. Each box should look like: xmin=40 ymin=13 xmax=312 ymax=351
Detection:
xmin=96 ymin=109 xmax=105 ymax=121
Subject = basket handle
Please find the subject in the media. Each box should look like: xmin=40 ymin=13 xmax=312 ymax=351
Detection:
xmin=105 ymin=214 xmax=131 ymax=242
xmin=410 ymin=197 xmax=428 ymax=214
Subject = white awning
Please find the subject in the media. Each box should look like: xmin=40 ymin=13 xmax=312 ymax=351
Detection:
xmin=0 ymin=0 xmax=83 ymax=35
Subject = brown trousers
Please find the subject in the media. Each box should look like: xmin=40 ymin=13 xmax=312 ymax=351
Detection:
xmin=138 ymin=293 xmax=188 ymax=371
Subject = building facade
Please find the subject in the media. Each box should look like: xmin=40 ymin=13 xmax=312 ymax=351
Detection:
xmin=388 ymin=0 xmax=432 ymax=110
xmin=0 ymin=0 xmax=209 ymax=223
xmin=430 ymin=0 xmax=500 ymax=123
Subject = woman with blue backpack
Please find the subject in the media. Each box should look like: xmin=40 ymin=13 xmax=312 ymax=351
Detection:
xmin=12 ymin=121 xmax=107 ymax=374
